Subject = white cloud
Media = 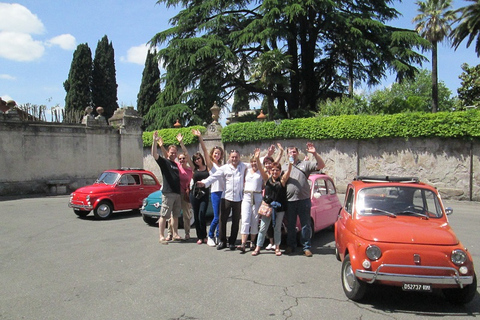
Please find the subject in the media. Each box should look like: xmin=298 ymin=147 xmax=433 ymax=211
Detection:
xmin=0 ymin=74 xmax=16 ymax=80
xmin=46 ymin=34 xmax=77 ymax=50
xmin=0 ymin=31 xmax=44 ymax=61
xmin=122 ymin=43 xmax=150 ymax=65
xmin=0 ymin=3 xmax=46 ymax=61
xmin=0 ymin=3 xmax=45 ymax=34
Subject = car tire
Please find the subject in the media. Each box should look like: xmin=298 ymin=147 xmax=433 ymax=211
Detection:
xmin=442 ymin=273 xmax=477 ymax=305
xmin=74 ymin=209 xmax=90 ymax=217
xmin=94 ymin=201 xmax=113 ymax=219
xmin=341 ymin=254 xmax=367 ymax=301
xmin=142 ymin=214 xmax=158 ymax=226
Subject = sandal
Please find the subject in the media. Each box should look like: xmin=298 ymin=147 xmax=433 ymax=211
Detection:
xmin=165 ymin=235 xmax=173 ymax=241
xmin=238 ymin=243 xmax=246 ymax=253
xmin=173 ymin=236 xmax=183 ymax=241
xmin=251 ymin=250 xmax=260 ymax=256
xmin=197 ymin=239 xmax=203 ymax=244
xmin=159 ymin=238 xmax=169 ymax=245
xmin=275 ymin=249 xmax=282 ymax=256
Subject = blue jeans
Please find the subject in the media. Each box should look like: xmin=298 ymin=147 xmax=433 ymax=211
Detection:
xmin=286 ymin=198 xmax=312 ymax=251
xmin=208 ymin=191 xmax=222 ymax=239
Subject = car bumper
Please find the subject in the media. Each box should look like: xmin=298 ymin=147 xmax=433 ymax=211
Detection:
xmin=68 ymin=202 xmax=93 ymax=211
xmin=356 ymin=264 xmax=474 ymax=288
xmin=140 ymin=208 xmax=160 ymax=218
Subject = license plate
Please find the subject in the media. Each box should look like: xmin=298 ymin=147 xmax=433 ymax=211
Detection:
xmin=402 ymin=283 xmax=432 ymax=292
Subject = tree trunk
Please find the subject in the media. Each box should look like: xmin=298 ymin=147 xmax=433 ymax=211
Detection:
xmin=431 ymin=41 xmax=438 ymax=113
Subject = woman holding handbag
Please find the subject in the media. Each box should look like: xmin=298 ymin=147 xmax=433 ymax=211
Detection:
xmin=252 ymin=150 xmax=292 ymax=256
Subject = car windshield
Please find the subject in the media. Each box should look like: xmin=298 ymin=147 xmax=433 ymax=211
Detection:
xmin=357 ymin=186 xmax=443 ymax=218
xmin=95 ymin=172 xmax=120 ymax=185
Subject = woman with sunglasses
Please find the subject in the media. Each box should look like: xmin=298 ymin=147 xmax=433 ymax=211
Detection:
xmin=192 ymin=129 xmax=224 ymax=247
xmin=190 ymin=152 xmax=210 ymax=244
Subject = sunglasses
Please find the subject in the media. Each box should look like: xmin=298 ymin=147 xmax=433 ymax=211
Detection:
xmin=178 ymin=157 xmax=186 ymax=160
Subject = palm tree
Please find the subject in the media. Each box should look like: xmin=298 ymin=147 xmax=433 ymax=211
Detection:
xmin=451 ymin=0 xmax=480 ymax=57
xmin=413 ymin=0 xmax=456 ymax=113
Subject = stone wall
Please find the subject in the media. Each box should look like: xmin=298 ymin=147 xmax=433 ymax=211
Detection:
xmin=0 ymin=107 xmax=143 ymax=196
xmin=144 ymin=136 xmax=479 ymax=201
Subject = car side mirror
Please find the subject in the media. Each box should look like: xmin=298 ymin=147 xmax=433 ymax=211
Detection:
xmin=445 ymin=207 xmax=453 ymax=215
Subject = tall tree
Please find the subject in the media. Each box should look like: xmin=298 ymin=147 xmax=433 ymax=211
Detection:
xmin=150 ymin=0 xmax=428 ymax=121
xmin=451 ymin=0 xmax=480 ymax=57
xmin=64 ymin=43 xmax=93 ymax=115
xmin=137 ymin=49 xmax=160 ymax=129
xmin=413 ymin=0 xmax=456 ymax=113
xmin=92 ymin=35 xmax=118 ymax=120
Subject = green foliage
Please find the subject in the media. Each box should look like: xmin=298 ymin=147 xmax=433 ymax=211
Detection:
xmin=220 ymin=110 xmax=480 ymax=143
xmin=64 ymin=43 xmax=93 ymax=113
xmin=451 ymin=0 xmax=480 ymax=57
xmin=368 ymin=69 xmax=454 ymax=113
xmin=150 ymin=0 xmax=428 ymax=121
xmin=137 ymin=50 xmax=161 ymax=129
xmin=142 ymin=125 xmax=206 ymax=147
xmin=317 ymin=95 xmax=369 ymax=116
xmin=457 ymin=63 xmax=480 ymax=108
xmin=92 ymin=35 xmax=118 ymax=120
xmin=143 ymin=103 xmax=202 ymax=130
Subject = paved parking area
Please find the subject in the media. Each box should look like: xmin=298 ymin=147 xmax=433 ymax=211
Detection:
xmin=1 ymin=195 xmax=479 ymax=319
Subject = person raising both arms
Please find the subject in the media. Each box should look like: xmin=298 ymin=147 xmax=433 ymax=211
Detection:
xmin=151 ymin=131 xmax=182 ymax=244
xmin=192 ymin=129 xmax=225 ymax=247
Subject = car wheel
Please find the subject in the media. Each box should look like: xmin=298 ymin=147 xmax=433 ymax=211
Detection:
xmin=142 ymin=214 xmax=158 ymax=226
xmin=74 ymin=209 xmax=90 ymax=217
xmin=94 ymin=201 xmax=113 ymax=219
xmin=442 ymin=273 xmax=477 ymax=305
xmin=341 ymin=254 xmax=367 ymax=301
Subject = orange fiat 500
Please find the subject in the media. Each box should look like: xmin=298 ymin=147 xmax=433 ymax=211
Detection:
xmin=335 ymin=176 xmax=477 ymax=305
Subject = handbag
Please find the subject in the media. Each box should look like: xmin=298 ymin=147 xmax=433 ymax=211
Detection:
xmin=258 ymin=201 xmax=272 ymax=217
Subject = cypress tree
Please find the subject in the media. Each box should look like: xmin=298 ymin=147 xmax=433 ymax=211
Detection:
xmin=64 ymin=43 xmax=92 ymax=115
xmin=92 ymin=35 xmax=118 ymax=120
xmin=137 ymin=49 xmax=160 ymax=129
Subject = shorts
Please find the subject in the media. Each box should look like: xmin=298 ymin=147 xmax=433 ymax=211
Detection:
xmin=160 ymin=192 xmax=182 ymax=220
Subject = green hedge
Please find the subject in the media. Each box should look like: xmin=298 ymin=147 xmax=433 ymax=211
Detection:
xmin=221 ymin=110 xmax=480 ymax=143
xmin=143 ymin=111 xmax=480 ymax=147
xmin=142 ymin=125 xmax=205 ymax=147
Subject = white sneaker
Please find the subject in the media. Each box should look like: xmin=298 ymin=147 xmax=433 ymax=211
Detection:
xmin=272 ymin=245 xmax=276 ymax=251
xmin=266 ymin=243 xmax=273 ymax=250
xmin=207 ymin=237 xmax=216 ymax=247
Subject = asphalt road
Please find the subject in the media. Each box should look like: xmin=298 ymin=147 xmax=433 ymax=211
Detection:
xmin=1 ymin=195 xmax=479 ymax=320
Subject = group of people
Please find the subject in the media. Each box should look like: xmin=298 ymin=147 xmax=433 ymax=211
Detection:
xmin=151 ymin=130 xmax=325 ymax=257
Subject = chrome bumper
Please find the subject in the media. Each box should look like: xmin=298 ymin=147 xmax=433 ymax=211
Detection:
xmin=68 ymin=203 xmax=93 ymax=211
xmin=356 ymin=264 xmax=474 ymax=288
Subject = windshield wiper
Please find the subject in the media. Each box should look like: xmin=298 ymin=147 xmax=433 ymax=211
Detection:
xmin=361 ymin=208 xmax=397 ymax=218
xmin=396 ymin=210 xmax=430 ymax=219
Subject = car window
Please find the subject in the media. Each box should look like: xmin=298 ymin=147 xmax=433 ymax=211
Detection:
xmin=96 ymin=172 xmax=119 ymax=185
xmin=357 ymin=186 xmax=442 ymax=218
xmin=326 ymin=179 xmax=336 ymax=195
xmin=314 ymin=179 xmax=327 ymax=195
xmin=344 ymin=188 xmax=354 ymax=215
xmin=119 ymin=174 xmax=137 ymax=186
xmin=142 ymin=174 xmax=157 ymax=185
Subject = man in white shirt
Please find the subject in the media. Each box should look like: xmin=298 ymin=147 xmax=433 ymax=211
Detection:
xmin=197 ymin=150 xmax=247 ymax=250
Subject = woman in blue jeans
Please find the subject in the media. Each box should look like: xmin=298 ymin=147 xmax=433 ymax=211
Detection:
xmin=192 ymin=129 xmax=224 ymax=246
xmin=252 ymin=150 xmax=292 ymax=256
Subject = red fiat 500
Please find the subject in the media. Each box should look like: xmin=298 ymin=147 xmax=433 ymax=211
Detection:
xmin=69 ymin=168 xmax=160 ymax=219
xmin=335 ymin=176 xmax=477 ymax=304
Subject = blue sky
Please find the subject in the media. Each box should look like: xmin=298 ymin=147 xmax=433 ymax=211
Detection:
xmin=1 ymin=0 xmax=478 ymax=120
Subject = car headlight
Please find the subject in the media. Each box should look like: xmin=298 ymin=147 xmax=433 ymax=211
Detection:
xmin=142 ymin=198 xmax=147 ymax=206
xmin=451 ymin=249 xmax=468 ymax=265
xmin=86 ymin=195 xmax=90 ymax=201
xmin=366 ymin=245 xmax=382 ymax=261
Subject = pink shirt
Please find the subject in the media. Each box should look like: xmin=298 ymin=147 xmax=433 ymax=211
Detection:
xmin=176 ymin=161 xmax=193 ymax=193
